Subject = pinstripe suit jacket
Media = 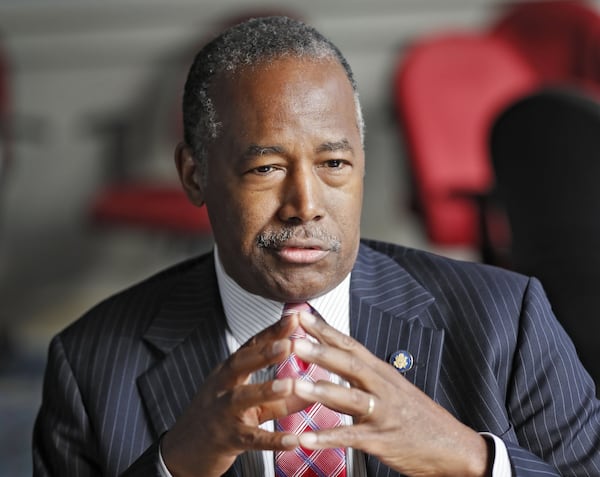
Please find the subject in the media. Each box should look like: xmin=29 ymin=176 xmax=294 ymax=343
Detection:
xmin=33 ymin=240 xmax=600 ymax=476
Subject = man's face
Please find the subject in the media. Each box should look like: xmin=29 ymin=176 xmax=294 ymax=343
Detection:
xmin=203 ymin=57 xmax=364 ymax=302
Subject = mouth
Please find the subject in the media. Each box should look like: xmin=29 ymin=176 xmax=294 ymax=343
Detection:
xmin=273 ymin=239 xmax=331 ymax=264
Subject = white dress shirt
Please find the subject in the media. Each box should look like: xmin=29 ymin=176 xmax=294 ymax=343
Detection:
xmin=159 ymin=246 xmax=511 ymax=476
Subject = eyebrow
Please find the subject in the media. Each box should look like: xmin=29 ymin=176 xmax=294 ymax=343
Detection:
xmin=243 ymin=139 xmax=354 ymax=158
xmin=244 ymin=144 xmax=286 ymax=157
xmin=316 ymin=139 xmax=354 ymax=154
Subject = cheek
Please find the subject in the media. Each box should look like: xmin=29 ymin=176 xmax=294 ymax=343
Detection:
xmin=330 ymin=188 xmax=363 ymax=231
xmin=231 ymin=195 xmax=279 ymax=246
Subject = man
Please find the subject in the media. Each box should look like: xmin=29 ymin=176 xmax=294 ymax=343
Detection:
xmin=33 ymin=16 xmax=600 ymax=477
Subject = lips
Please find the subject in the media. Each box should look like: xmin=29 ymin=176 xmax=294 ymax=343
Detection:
xmin=277 ymin=247 xmax=330 ymax=264
xmin=273 ymin=239 xmax=331 ymax=264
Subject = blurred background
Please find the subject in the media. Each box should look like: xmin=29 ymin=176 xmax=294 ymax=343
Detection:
xmin=2 ymin=0 xmax=600 ymax=474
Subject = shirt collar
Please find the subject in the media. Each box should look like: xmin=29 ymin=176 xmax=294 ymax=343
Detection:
xmin=213 ymin=244 xmax=351 ymax=346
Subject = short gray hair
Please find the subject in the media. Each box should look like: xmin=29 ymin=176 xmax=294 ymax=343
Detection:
xmin=182 ymin=16 xmax=364 ymax=182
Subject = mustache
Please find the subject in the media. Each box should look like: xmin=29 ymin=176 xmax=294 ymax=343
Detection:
xmin=256 ymin=226 xmax=341 ymax=252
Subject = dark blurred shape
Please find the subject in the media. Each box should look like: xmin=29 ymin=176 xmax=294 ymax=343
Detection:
xmin=394 ymin=32 xmax=537 ymax=262
xmin=0 ymin=33 xmax=12 ymax=209
xmin=491 ymin=0 xmax=600 ymax=90
xmin=0 ymin=34 xmax=13 ymax=367
xmin=491 ymin=86 xmax=600 ymax=389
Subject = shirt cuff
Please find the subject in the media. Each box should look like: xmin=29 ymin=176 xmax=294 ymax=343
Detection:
xmin=158 ymin=442 xmax=174 ymax=477
xmin=480 ymin=432 xmax=512 ymax=477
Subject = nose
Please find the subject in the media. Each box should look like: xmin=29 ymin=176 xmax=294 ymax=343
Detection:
xmin=278 ymin=167 xmax=325 ymax=224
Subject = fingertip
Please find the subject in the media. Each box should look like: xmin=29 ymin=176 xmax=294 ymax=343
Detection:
xmin=272 ymin=378 xmax=293 ymax=394
xmin=271 ymin=339 xmax=290 ymax=358
xmin=299 ymin=310 xmax=317 ymax=325
xmin=293 ymin=338 xmax=312 ymax=355
xmin=277 ymin=313 xmax=299 ymax=338
xmin=293 ymin=379 xmax=314 ymax=396
xmin=298 ymin=433 xmax=318 ymax=449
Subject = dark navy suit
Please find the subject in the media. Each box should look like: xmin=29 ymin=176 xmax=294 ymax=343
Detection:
xmin=33 ymin=240 xmax=600 ymax=476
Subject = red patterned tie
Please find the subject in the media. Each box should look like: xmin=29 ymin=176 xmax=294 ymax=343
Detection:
xmin=275 ymin=302 xmax=346 ymax=477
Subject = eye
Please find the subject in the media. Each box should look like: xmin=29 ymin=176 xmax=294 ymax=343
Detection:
xmin=250 ymin=165 xmax=277 ymax=175
xmin=321 ymin=159 xmax=351 ymax=171
xmin=325 ymin=159 xmax=344 ymax=168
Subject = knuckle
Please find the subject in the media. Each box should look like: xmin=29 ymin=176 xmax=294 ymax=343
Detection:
xmin=221 ymin=354 xmax=235 ymax=373
xmin=312 ymin=380 xmax=329 ymax=397
xmin=214 ymin=388 xmax=232 ymax=406
xmin=227 ymin=385 xmax=243 ymax=405
xmin=320 ymin=324 xmax=338 ymax=341
xmin=207 ymin=362 xmax=225 ymax=382
xmin=338 ymin=335 xmax=358 ymax=351
xmin=258 ymin=343 xmax=271 ymax=360
xmin=340 ymin=426 xmax=360 ymax=445
xmin=340 ymin=334 xmax=356 ymax=349
xmin=349 ymin=387 xmax=363 ymax=406
xmin=241 ymin=335 xmax=258 ymax=349
xmin=349 ymin=355 xmax=364 ymax=373
xmin=313 ymin=342 xmax=327 ymax=358
xmin=235 ymin=430 xmax=258 ymax=448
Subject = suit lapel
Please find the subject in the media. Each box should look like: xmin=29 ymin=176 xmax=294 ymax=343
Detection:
xmin=350 ymin=243 xmax=444 ymax=398
xmin=351 ymin=243 xmax=445 ymax=477
xmin=137 ymin=254 xmax=230 ymax=438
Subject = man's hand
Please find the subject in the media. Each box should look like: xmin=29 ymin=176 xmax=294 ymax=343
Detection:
xmin=161 ymin=312 xmax=308 ymax=477
xmin=291 ymin=311 xmax=491 ymax=477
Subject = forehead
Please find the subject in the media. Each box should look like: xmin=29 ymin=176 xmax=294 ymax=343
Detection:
xmin=215 ymin=54 xmax=349 ymax=88
xmin=210 ymin=56 xmax=360 ymax=141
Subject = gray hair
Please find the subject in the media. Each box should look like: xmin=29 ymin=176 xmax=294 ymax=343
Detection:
xmin=182 ymin=16 xmax=364 ymax=183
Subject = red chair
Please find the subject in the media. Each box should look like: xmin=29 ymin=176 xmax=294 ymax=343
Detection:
xmin=394 ymin=32 xmax=538 ymax=256
xmin=87 ymin=114 xmax=212 ymax=239
xmin=491 ymin=0 xmax=600 ymax=90
xmin=91 ymin=183 xmax=210 ymax=235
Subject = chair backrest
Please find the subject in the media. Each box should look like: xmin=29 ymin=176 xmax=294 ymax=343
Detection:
xmin=490 ymin=87 xmax=600 ymax=379
xmin=491 ymin=0 xmax=600 ymax=85
xmin=394 ymin=32 xmax=537 ymax=246
xmin=491 ymin=87 xmax=600 ymax=267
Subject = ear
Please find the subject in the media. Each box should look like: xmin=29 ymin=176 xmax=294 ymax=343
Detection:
xmin=174 ymin=142 xmax=205 ymax=206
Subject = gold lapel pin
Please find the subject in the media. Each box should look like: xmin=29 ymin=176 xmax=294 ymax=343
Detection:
xmin=389 ymin=350 xmax=414 ymax=373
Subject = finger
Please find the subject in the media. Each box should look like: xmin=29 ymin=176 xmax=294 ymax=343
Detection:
xmin=217 ymin=312 xmax=299 ymax=386
xmin=293 ymin=379 xmax=377 ymax=421
xmin=240 ymin=310 xmax=300 ymax=351
xmin=297 ymin=424 xmax=371 ymax=451
xmin=298 ymin=312 xmax=402 ymax=383
xmin=299 ymin=311 xmax=371 ymax=357
xmin=227 ymin=378 xmax=311 ymax=422
xmin=293 ymin=338 xmax=380 ymax=391
xmin=233 ymin=426 xmax=300 ymax=452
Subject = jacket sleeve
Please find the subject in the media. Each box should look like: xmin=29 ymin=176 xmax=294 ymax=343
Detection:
xmin=32 ymin=335 xmax=102 ymax=476
xmin=119 ymin=442 xmax=166 ymax=477
xmin=33 ymin=333 xmax=240 ymax=477
xmin=505 ymin=277 xmax=600 ymax=476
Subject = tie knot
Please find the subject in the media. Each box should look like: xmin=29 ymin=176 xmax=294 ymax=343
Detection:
xmin=283 ymin=302 xmax=312 ymax=314
xmin=282 ymin=303 xmax=312 ymax=339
